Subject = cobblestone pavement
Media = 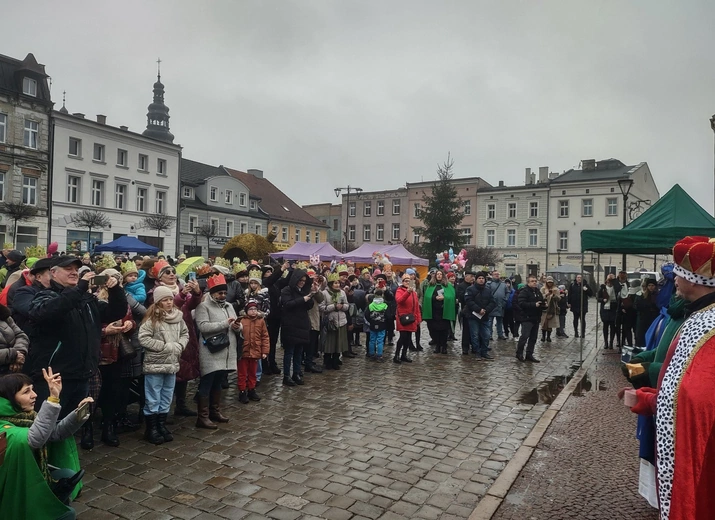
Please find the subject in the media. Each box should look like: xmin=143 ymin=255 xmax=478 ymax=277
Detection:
xmin=74 ymin=314 xmax=598 ymax=520
xmin=493 ymin=350 xmax=660 ymax=520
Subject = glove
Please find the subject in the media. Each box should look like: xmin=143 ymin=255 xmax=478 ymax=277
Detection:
xmin=631 ymin=387 xmax=658 ymax=416
xmin=629 ymin=370 xmax=651 ymax=390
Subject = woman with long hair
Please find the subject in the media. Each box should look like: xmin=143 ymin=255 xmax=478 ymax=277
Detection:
xmin=540 ymin=276 xmax=560 ymax=342
xmin=422 ymin=270 xmax=456 ymax=354
xmin=598 ymin=274 xmax=619 ymax=349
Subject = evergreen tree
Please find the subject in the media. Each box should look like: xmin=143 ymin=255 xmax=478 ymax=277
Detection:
xmin=412 ymin=154 xmax=465 ymax=260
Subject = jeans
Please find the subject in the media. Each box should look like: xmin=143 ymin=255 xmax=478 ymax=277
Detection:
xmin=283 ymin=343 xmax=305 ymax=378
xmin=34 ymin=377 xmax=89 ymax=420
xmin=516 ymin=321 xmax=539 ymax=356
xmin=238 ymin=358 xmax=259 ymax=390
xmin=267 ymin=319 xmax=280 ymax=367
xmin=369 ymin=330 xmax=386 ymax=357
xmin=255 ymin=357 xmax=262 ymax=382
xmin=144 ymin=373 xmax=176 ymax=415
xmin=488 ymin=316 xmax=504 ymax=339
xmin=461 ymin=317 xmax=471 ymax=353
xmin=468 ymin=318 xmax=491 ymax=355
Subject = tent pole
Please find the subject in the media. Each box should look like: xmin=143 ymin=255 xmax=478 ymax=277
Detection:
xmin=654 ymin=255 xmax=657 ymax=272
xmin=596 ymin=254 xmax=601 ymax=352
xmin=580 ymin=252 xmax=584 ymax=365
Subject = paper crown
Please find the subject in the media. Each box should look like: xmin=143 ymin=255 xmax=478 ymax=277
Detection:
xmin=157 ymin=251 xmax=166 ymax=258
xmin=233 ymin=261 xmax=249 ymax=275
xmin=151 ymin=259 xmax=171 ymax=279
xmin=335 ymin=264 xmax=348 ymax=274
xmin=121 ymin=261 xmax=138 ymax=277
xmin=24 ymin=245 xmax=46 ymax=259
xmin=248 ymin=269 xmax=262 ymax=283
xmin=214 ymin=257 xmax=231 ymax=268
xmin=195 ymin=263 xmax=212 ymax=276
xmin=673 ymin=236 xmax=715 ymax=286
xmin=294 ymin=261 xmax=310 ymax=271
xmin=95 ymin=254 xmax=117 ymax=272
xmin=232 ymin=257 xmax=241 ymax=264
xmin=207 ymin=273 xmax=228 ymax=293
xmin=327 ymin=272 xmax=340 ymax=283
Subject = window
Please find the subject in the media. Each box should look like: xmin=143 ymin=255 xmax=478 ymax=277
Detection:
xmin=24 ymin=120 xmax=38 ymax=149
xmin=413 ymin=233 xmax=420 ymax=244
xmin=138 ymin=154 xmax=148 ymax=171
xmin=376 ymin=200 xmax=384 ymax=216
xmin=136 ymin=188 xmax=146 ymax=212
xmin=182 ymin=186 xmax=193 ymax=198
xmin=529 ymin=229 xmax=538 ymax=247
xmin=392 ymin=199 xmax=401 ymax=215
xmin=363 ymin=201 xmax=371 ymax=217
xmin=282 ymin=227 xmax=288 ymax=241
xmin=487 ymin=203 xmax=495 ymax=220
xmin=349 ymin=202 xmax=356 ymax=217
xmin=0 ymin=173 xmax=4 ymax=202
xmin=506 ymin=229 xmax=516 ymax=247
xmin=250 ymin=200 xmax=257 ymax=211
xmin=348 ymin=225 xmax=356 ymax=241
xmin=93 ymin=143 xmax=105 ymax=162
xmin=22 ymin=176 xmax=37 ymax=206
xmin=559 ymin=200 xmax=569 ymax=218
xmin=22 ymin=77 xmax=37 ymax=97
xmin=255 ymin=224 xmax=262 ymax=235
xmin=117 ymin=149 xmax=127 ymax=167
xmin=295 ymin=228 xmax=300 ymax=242
xmin=486 ymin=229 xmax=495 ymax=247
xmin=189 ymin=215 xmax=198 ymax=234
xmin=239 ymin=193 xmax=247 ymax=206
xmin=91 ymin=179 xmax=104 ymax=207
xmin=376 ymin=223 xmax=384 ymax=241
xmin=392 ymin=223 xmax=400 ymax=241
xmin=508 ymin=202 xmax=517 ymax=219
xmin=333 ymin=218 xmax=339 ymax=231
xmin=16 ymin=226 xmax=38 ymax=252
xmin=529 ymin=201 xmax=538 ymax=218
xmin=315 ymin=231 xmax=320 ymax=243
xmin=226 ymin=220 xmax=234 ymax=237
xmin=209 ymin=186 xmax=218 ymax=202
xmin=414 ymin=203 xmax=421 ymax=218
xmin=558 ymin=231 xmax=568 ymax=250
xmin=224 ymin=189 xmax=233 ymax=204
xmin=607 ymin=197 xmax=618 ymax=216
xmin=461 ymin=227 xmax=472 ymax=246
xmin=0 ymin=114 xmax=6 ymax=143
xmin=582 ymin=198 xmax=593 ymax=217
xmin=115 ymin=184 xmax=126 ymax=209
xmin=155 ymin=191 xmax=166 ymax=213
xmin=239 ymin=222 xmax=247 ymax=234
xmin=69 ymin=137 xmax=81 ymax=157
xmin=363 ymin=225 xmax=371 ymax=241
xmin=157 ymin=158 xmax=167 ymax=175
xmin=464 ymin=200 xmax=471 ymax=215
xmin=305 ymin=230 xmax=310 ymax=242
xmin=210 ymin=218 xmax=219 ymax=234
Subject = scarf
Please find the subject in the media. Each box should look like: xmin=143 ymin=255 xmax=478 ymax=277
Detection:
xmin=327 ymin=286 xmax=341 ymax=304
xmin=160 ymin=283 xmax=180 ymax=296
xmin=163 ymin=307 xmax=184 ymax=324
xmin=0 ymin=408 xmax=53 ymax=485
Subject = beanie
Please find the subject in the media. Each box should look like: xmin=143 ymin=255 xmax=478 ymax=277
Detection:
xmin=153 ymin=286 xmax=175 ymax=304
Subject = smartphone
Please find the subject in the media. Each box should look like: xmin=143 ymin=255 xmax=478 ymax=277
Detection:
xmin=92 ymin=274 xmax=108 ymax=286
xmin=76 ymin=401 xmax=90 ymax=422
xmin=187 ymin=272 xmax=197 ymax=282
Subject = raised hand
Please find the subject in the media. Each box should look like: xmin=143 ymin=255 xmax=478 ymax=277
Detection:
xmin=42 ymin=367 xmax=62 ymax=398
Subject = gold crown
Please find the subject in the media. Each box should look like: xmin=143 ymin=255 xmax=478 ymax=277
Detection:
xmin=214 ymin=257 xmax=231 ymax=268
xmin=25 ymin=245 xmax=46 ymax=259
xmin=94 ymin=254 xmax=117 ymax=271
xmin=121 ymin=261 xmax=138 ymax=277
xmin=195 ymin=263 xmax=213 ymax=276
xmin=327 ymin=272 xmax=340 ymax=283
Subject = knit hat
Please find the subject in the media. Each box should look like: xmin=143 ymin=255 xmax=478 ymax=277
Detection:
xmin=405 ymin=268 xmax=416 ymax=276
xmin=673 ymin=236 xmax=715 ymax=286
xmin=25 ymin=257 xmax=38 ymax=269
xmin=102 ymin=268 xmax=122 ymax=283
xmin=446 ymin=272 xmax=456 ymax=280
xmin=78 ymin=265 xmax=92 ymax=277
xmin=211 ymin=265 xmax=230 ymax=276
xmin=245 ymin=299 xmax=258 ymax=310
xmin=372 ymin=269 xmax=381 ymax=278
xmin=261 ymin=264 xmax=274 ymax=276
xmin=121 ymin=261 xmax=138 ymax=278
xmin=153 ymin=286 xmax=174 ymax=303
xmin=207 ymin=273 xmax=228 ymax=294
xmin=248 ymin=269 xmax=262 ymax=284
xmin=475 ymin=271 xmax=488 ymax=280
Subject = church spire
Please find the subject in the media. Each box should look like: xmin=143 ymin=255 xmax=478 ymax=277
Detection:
xmin=142 ymin=58 xmax=174 ymax=143
xmin=59 ymin=90 xmax=68 ymax=114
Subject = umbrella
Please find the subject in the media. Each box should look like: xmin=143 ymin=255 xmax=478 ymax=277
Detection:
xmin=175 ymin=257 xmax=205 ymax=279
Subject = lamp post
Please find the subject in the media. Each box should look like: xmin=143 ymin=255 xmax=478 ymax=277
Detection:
xmin=617 ymin=176 xmax=634 ymax=272
xmin=334 ymin=186 xmax=362 ymax=253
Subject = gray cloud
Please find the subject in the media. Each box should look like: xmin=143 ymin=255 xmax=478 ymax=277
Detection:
xmin=6 ymin=0 xmax=715 ymax=211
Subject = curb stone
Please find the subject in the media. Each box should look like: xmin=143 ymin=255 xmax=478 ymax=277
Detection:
xmin=467 ymin=340 xmax=601 ymax=520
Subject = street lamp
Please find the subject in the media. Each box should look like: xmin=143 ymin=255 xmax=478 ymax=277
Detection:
xmin=334 ymin=186 xmax=363 ymax=253
xmin=617 ymin=176 xmax=634 ymax=272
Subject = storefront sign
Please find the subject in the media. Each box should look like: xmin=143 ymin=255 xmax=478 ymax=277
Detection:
xmin=503 ymin=253 xmax=519 ymax=259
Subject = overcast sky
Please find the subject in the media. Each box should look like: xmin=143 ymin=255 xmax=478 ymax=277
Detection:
xmin=7 ymin=1 xmax=715 ymax=212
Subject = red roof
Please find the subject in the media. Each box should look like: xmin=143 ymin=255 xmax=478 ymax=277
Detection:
xmin=222 ymin=167 xmax=328 ymax=228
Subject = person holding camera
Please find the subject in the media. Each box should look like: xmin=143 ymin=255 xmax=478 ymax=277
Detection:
xmin=515 ymin=276 xmax=545 ymax=362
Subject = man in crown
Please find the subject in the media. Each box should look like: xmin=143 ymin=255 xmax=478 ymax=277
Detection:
xmin=626 ymin=236 xmax=715 ymax=519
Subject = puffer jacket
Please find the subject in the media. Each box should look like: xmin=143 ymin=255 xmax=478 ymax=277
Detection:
xmin=280 ymin=268 xmax=315 ymax=346
xmin=139 ymin=310 xmax=189 ymax=374
xmin=195 ymin=295 xmax=239 ymax=376
xmin=320 ymin=287 xmax=349 ymax=329
xmin=0 ymin=304 xmax=29 ymax=373
xmin=125 ymin=270 xmax=147 ymax=304
xmin=239 ymin=314 xmax=270 ymax=359
xmin=464 ymin=282 xmax=497 ymax=320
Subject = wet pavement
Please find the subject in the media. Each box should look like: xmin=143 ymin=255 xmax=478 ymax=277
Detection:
xmin=74 ymin=313 xmax=599 ymax=520
xmin=493 ymin=349 xmax=660 ymax=520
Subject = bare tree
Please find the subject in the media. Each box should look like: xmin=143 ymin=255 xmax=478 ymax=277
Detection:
xmin=465 ymin=247 xmax=503 ymax=271
xmin=3 ymin=202 xmax=38 ymax=245
xmin=196 ymin=223 xmax=217 ymax=254
xmin=138 ymin=213 xmax=175 ymax=240
xmin=71 ymin=210 xmax=111 ymax=252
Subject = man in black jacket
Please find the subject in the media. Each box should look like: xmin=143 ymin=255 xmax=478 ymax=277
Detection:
xmin=568 ymin=274 xmax=593 ymax=337
xmin=464 ymin=271 xmax=497 ymax=359
xmin=456 ymin=271 xmax=475 ymax=354
xmin=516 ymin=276 xmax=545 ymax=362
xmin=265 ymin=262 xmax=289 ymax=374
xmin=15 ymin=255 xmax=127 ymax=418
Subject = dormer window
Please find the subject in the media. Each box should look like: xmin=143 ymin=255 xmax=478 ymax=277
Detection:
xmin=182 ymin=186 xmax=193 ymax=199
xmin=250 ymin=200 xmax=257 ymax=211
xmin=22 ymin=77 xmax=37 ymax=97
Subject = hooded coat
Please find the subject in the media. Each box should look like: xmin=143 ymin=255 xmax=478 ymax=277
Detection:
xmin=280 ymin=268 xmax=314 ymax=346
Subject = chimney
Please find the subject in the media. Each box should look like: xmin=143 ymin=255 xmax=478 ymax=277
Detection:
xmin=498 ymin=180 xmax=505 ymax=187
xmin=530 ymin=173 xmax=536 ymax=184
xmin=247 ymin=169 xmax=263 ymax=179
xmin=525 ymin=167 xmax=532 ymax=185
xmin=548 ymin=172 xmax=559 ymax=180
xmin=582 ymin=159 xmax=596 ymax=171
xmin=119 ymin=125 xmax=128 ymax=131
xmin=538 ymin=166 xmax=549 ymax=183
xmin=96 ymin=114 xmax=106 ymax=125
xmin=72 ymin=113 xmax=85 ymax=119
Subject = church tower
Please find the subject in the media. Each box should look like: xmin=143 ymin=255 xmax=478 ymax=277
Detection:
xmin=142 ymin=58 xmax=174 ymax=143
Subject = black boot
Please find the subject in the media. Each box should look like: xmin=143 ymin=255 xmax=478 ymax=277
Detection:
xmin=248 ymin=388 xmax=261 ymax=401
xmin=441 ymin=345 xmax=448 ymax=354
xmin=144 ymin=415 xmax=165 ymax=445
xmin=80 ymin=421 xmax=94 ymax=450
xmin=239 ymin=390 xmax=249 ymax=404
xmin=526 ymin=354 xmax=541 ymax=363
xmin=173 ymin=381 xmax=197 ymax=417
xmin=516 ymin=351 xmax=525 ymax=362
xmin=101 ymin=416 xmax=120 ymax=447
xmin=283 ymin=376 xmax=297 ymax=386
xmin=292 ymin=373 xmax=305 ymax=386
xmin=156 ymin=413 xmax=173 ymax=442
xmin=323 ymin=353 xmax=333 ymax=370
xmin=333 ymin=353 xmax=341 ymax=369
xmin=400 ymin=345 xmax=413 ymax=363
xmin=344 ymin=347 xmax=357 ymax=358
xmin=541 ymin=330 xmax=546 ymax=342
xmin=546 ymin=331 xmax=552 ymax=343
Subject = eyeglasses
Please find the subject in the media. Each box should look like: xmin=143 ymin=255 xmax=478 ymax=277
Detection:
xmin=161 ymin=269 xmax=176 ymax=275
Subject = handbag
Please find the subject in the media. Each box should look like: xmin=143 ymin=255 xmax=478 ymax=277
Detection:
xmin=204 ymin=332 xmax=230 ymax=354
xmin=399 ymin=292 xmax=417 ymax=326
xmin=118 ymin=334 xmax=136 ymax=359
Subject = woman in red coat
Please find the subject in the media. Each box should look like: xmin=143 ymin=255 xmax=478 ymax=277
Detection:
xmin=394 ymin=273 xmax=422 ymax=364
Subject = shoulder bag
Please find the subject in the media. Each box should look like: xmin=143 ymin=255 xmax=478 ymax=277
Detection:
xmin=399 ymin=292 xmax=417 ymax=326
xmin=204 ymin=332 xmax=230 ymax=354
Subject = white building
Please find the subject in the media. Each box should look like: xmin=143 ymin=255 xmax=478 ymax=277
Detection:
xmin=547 ymin=158 xmax=660 ymax=275
xmin=50 ymin=73 xmax=181 ymax=254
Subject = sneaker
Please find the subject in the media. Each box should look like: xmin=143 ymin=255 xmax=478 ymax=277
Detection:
xmin=480 ymin=353 xmax=494 ymax=360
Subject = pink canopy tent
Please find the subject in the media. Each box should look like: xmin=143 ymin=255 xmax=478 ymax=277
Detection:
xmin=269 ymin=241 xmax=343 ymax=261
xmin=341 ymin=243 xmax=429 ymax=266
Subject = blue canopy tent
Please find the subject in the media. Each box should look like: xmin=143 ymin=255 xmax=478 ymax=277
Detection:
xmin=94 ymin=236 xmax=159 ymax=255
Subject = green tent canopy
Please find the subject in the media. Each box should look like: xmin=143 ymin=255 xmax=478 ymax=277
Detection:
xmin=581 ymin=184 xmax=715 ymax=254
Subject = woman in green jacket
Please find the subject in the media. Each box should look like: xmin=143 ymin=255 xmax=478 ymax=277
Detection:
xmin=422 ymin=270 xmax=456 ymax=354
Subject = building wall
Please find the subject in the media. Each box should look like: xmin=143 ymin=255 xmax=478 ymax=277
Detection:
xmin=51 ymin=113 xmax=181 ymax=254
xmin=269 ymin=220 xmax=329 ymax=251
xmin=339 ymin=188 xmax=408 ymax=249
xmin=302 ymin=203 xmax=343 ymax=250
